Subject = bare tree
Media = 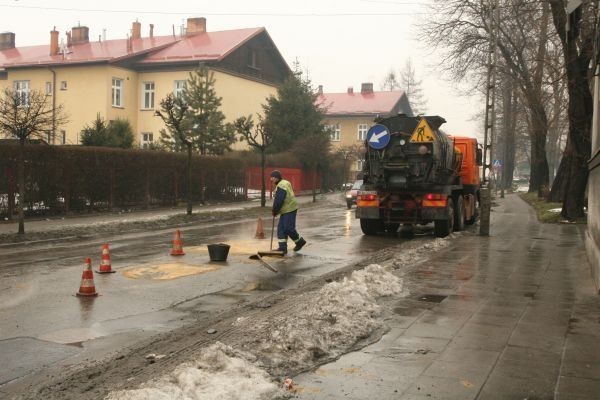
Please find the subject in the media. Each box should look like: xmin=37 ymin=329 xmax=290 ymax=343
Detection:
xmin=233 ymin=114 xmax=274 ymax=207
xmin=155 ymin=94 xmax=194 ymax=215
xmin=380 ymin=69 xmax=400 ymax=91
xmin=335 ymin=144 xmax=364 ymax=183
xmin=547 ymin=0 xmax=595 ymax=219
xmin=0 ymin=88 xmax=67 ymax=234
xmin=421 ymin=0 xmax=553 ymax=195
xmin=399 ymin=58 xmax=428 ymax=115
xmin=291 ymin=135 xmax=332 ymax=202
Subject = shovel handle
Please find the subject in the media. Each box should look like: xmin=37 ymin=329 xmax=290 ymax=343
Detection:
xmin=270 ymin=215 xmax=275 ymax=251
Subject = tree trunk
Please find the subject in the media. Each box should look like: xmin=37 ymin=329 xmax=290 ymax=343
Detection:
xmin=549 ymin=1 xmax=592 ymax=219
xmin=17 ymin=141 xmax=25 ymax=234
xmin=312 ymin=168 xmax=317 ymax=203
xmin=548 ymin=150 xmax=568 ymax=202
xmin=260 ymin=149 xmax=266 ymax=207
xmin=7 ymin=166 xmax=14 ymax=221
xmin=186 ymin=145 xmax=192 ymax=215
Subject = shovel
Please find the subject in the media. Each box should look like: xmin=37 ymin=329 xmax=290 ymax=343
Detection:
xmin=249 ymin=253 xmax=278 ymax=273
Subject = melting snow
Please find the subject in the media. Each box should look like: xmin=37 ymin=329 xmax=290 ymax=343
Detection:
xmin=107 ymin=238 xmax=451 ymax=400
xmin=106 ymin=343 xmax=285 ymax=400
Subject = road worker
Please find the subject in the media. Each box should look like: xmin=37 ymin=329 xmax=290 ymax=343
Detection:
xmin=270 ymin=170 xmax=306 ymax=254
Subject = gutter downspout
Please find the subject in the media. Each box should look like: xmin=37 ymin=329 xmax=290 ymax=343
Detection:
xmin=49 ymin=68 xmax=56 ymax=143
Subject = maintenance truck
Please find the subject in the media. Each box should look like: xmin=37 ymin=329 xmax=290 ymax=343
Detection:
xmin=356 ymin=115 xmax=482 ymax=237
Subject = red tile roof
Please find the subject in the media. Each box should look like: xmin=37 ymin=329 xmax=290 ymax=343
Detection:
xmin=317 ymin=90 xmax=408 ymax=116
xmin=139 ymin=27 xmax=264 ymax=64
xmin=0 ymin=27 xmax=265 ymax=68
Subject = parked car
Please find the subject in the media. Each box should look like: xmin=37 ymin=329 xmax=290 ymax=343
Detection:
xmin=345 ymin=180 xmax=363 ymax=209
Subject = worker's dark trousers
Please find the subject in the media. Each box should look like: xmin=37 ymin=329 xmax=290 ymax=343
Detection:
xmin=277 ymin=210 xmax=300 ymax=251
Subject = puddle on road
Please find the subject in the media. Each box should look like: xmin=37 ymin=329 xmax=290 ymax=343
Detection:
xmin=122 ymin=263 xmax=220 ymax=280
xmin=241 ymin=281 xmax=282 ymax=292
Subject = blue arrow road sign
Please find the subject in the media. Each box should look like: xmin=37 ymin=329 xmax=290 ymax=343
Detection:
xmin=367 ymin=124 xmax=390 ymax=150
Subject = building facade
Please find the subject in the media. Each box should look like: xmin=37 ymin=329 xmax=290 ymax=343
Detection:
xmin=317 ymin=83 xmax=412 ymax=180
xmin=0 ymin=18 xmax=290 ymax=148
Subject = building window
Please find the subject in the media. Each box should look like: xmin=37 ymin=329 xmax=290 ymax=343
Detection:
xmin=357 ymin=124 xmax=368 ymax=141
xmin=327 ymin=124 xmax=341 ymax=141
xmin=45 ymin=82 xmax=53 ymax=96
xmin=61 ymin=130 xmax=66 ymax=144
xmin=141 ymin=132 xmax=153 ymax=149
xmin=357 ymin=159 xmax=364 ymax=171
xmin=60 ymin=81 xmax=67 ymax=90
xmin=14 ymin=80 xmax=30 ymax=106
xmin=142 ymin=82 xmax=155 ymax=109
xmin=45 ymin=131 xmax=52 ymax=144
xmin=247 ymin=49 xmax=259 ymax=69
xmin=174 ymin=80 xmax=186 ymax=99
xmin=112 ymin=78 xmax=123 ymax=107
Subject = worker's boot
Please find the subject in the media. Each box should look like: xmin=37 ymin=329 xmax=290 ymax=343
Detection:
xmin=293 ymin=238 xmax=306 ymax=252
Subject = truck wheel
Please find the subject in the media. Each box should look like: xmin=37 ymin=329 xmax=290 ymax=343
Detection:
xmin=454 ymin=195 xmax=465 ymax=232
xmin=360 ymin=219 xmax=383 ymax=236
xmin=434 ymin=198 xmax=454 ymax=238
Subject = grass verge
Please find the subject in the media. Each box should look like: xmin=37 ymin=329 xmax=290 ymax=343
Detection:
xmin=518 ymin=193 xmax=586 ymax=224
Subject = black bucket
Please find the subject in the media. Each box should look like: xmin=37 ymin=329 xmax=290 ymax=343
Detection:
xmin=207 ymin=243 xmax=230 ymax=261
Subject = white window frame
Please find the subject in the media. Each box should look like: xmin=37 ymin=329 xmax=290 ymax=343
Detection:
xmin=141 ymin=132 xmax=154 ymax=149
xmin=142 ymin=82 xmax=155 ymax=110
xmin=112 ymin=78 xmax=123 ymax=107
xmin=60 ymin=130 xmax=66 ymax=144
xmin=45 ymin=82 xmax=53 ymax=96
xmin=60 ymin=81 xmax=67 ymax=90
xmin=174 ymin=80 xmax=186 ymax=99
xmin=14 ymin=80 xmax=30 ymax=106
xmin=357 ymin=124 xmax=368 ymax=141
xmin=357 ymin=159 xmax=365 ymax=171
xmin=328 ymin=124 xmax=341 ymax=141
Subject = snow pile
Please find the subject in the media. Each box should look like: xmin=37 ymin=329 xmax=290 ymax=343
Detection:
xmin=244 ymin=264 xmax=403 ymax=370
xmin=106 ymin=342 xmax=284 ymax=400
xmin=392 ymin=237 xmax=452 ymax=269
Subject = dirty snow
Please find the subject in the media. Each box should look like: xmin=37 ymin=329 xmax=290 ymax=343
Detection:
xmin=107 ymin=239 xmax=451 ymax=400
xmin=242 ymin=264 xmax=404 ymax=371
xmin=106 ymin=342 xmax=285 ymax=400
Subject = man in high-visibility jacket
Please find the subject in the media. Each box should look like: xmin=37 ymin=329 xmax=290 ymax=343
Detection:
xmin=270 ymin=170 xmax=306 ymax=254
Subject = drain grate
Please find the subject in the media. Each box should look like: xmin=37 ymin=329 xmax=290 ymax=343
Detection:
xmin=417 ymin=294 xmax=447 ymax=303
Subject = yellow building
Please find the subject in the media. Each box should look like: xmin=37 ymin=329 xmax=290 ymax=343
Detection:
xmin=0 ymin=18 xmax=290 ymax=148
xmin=317 ymin=83 xmax=413 ymax=180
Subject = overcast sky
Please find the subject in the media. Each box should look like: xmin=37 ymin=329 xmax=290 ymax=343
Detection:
xmin=1 ymin=0 xmax=482 ymax=137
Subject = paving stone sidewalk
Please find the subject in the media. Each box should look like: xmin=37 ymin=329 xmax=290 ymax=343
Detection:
xmin=294 ymin=194 xmax=600 ymax=400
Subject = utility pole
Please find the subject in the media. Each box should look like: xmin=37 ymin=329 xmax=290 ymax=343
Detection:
xmin=480 ymin=0 xmax=499 ymax=236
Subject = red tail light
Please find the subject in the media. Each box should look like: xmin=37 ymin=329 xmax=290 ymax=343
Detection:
xmin=425 ymin=193 xmax=444 ymax=200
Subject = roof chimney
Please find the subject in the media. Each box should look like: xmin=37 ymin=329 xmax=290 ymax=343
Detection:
xmin=66 ymin=31 xmax=72 ymax=47
xmin=347 ymin=87 xmax=354 ymax=94
xmin=71 ymin=26 xmax=89 ymax=44
xmin=317 ymin=85 xmax=323 ymax=95
xmin=149 ymin=24 xmax=154 ymax=38
xmin=50 ymin=27 xmax=59 ymax=55
xmin=131 ymin=20 xmax=141 ymax=40
xmin=186 ymin=17 xmax=206 ymax=35
xmin=0 ymin=32 xmax=16 ymax=50
xmin=361 ymin=83 xmax=373 ymax=94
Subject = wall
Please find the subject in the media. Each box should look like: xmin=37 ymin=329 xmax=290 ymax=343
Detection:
xmin=324 ymin=116 xmax=374 ymax=179
xmin=136 ymin=68 xmax=277 ymax=149
xmin=587 ymin=63 xmax=600 ymax=293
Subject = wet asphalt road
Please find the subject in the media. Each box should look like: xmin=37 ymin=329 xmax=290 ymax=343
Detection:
xmin=0 ymin=193 xmax=426 ymax=389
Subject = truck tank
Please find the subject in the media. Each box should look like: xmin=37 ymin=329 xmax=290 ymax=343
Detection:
xmin=363 ymin=115 xmax=462 ymax=190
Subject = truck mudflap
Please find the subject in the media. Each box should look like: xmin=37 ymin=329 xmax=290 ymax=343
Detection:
xmin=356 ymin=206 xmax=380 ymax=219
xmin=421 ymin=207 xmax=449 ymax=221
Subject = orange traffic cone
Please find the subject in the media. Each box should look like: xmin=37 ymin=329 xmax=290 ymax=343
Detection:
xmin=97 ymin=243 xmax=116 ymax=274
xmin=170 ymin=229 xmax=185 ymax=256
xmin=255 ymin=217 xmax=265 ymax=239
xmin=77 ymin=257 xmax=98 ymax=297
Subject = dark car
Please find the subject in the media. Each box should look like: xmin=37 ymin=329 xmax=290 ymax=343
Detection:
xmin=345 ymin=180 xmax=363 ymax=209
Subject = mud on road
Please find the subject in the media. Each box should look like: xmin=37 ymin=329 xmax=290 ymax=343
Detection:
xmin=7 ymin=233 xmax=455 ymax=400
